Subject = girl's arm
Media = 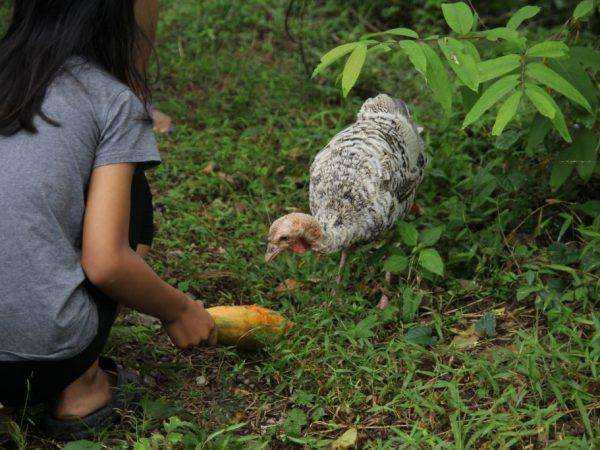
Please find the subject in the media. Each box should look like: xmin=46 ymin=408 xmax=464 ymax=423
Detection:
xmin=82 ymin=162 xmax=215 ymax=348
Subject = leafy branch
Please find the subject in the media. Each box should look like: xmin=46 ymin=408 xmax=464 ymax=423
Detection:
xmin=313 ymin=1 xmax=599 ymax=189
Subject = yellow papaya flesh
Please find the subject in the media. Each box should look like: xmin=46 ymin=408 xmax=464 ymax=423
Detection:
xmin=206 ymin=305 xmax=292 ymax=349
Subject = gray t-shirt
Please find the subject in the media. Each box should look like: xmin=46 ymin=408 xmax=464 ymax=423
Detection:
xmin=0 ymin=59 xmax=161 ymax=361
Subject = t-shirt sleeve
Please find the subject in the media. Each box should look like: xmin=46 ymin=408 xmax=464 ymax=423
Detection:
xmin=93 ymin=90 xmax=161 ymax=170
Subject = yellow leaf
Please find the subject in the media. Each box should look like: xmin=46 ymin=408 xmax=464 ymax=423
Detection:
xmin=331 ymin=428 xmax=358 ymax=449
xmin=451 ymin=325 xmax=479 ymax=349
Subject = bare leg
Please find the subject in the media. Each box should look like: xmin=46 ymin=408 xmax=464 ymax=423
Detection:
xmin=377 ymin=271 xmax=392 ymax=309
xmin=53 ymin=359 xmax=114 ymax=420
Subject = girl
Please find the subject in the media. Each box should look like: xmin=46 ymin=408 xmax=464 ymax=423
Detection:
xmin=0 ymin=0 xmax=215 ymax=440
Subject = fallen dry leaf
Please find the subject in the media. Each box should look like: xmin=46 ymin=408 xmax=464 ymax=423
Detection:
xmin=331 ymin=427 xmax=358 ymax=449
xmin=216 ymin=171 xmax=235 ymax=184
xmin=410 ymin=202 xmax=424 ymax=216
xmin=233 ymin=411 xmax=247 ymax=422
xmin=451 ymin=325 xmax=479 ymax=349
xmin=275 ymin=278 xmax=302 ymax=294
xmin=451 ymin=333 xmax=479 ymax=349
xmin=151 ymin=108 xmax=174 ymax=134
xmin=231 ymin=387 xmax=252 ymax=397
xmin=202 ymin=161 xmax=217 ymax=174
xmin=287 ymin=147 xmax=305 ymax=161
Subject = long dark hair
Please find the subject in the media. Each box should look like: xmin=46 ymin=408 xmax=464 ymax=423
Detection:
xmin=0 ymin=0 xmax=152 ymax=136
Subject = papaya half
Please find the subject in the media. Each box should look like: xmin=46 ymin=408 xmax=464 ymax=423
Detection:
xmin=206 ymin=305 xmax=292 ymax=349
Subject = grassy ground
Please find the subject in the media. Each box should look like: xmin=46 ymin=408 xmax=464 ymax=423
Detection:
xmin=4 ymin=1 xmax=599 ymax=449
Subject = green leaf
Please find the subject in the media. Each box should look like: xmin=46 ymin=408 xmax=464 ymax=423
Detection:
xmin=558 ymin=213 xmax=573 ymax=241
xmin=549 ymin=56 xmax=598 ymax=108
xmin=399 ymin=40 xmax=427 ymax=74
xmin=341 ymin=43 xmax=367 ymax=97
xmin=526 ymin=115 xmax=552 ymax=151
xmin=474 ymin=312 xmax=496 ymax=337
xmin=517 ymin=285 xmax=541 ymax=301
xmin=421 ymin=43 xmax=453 ymax=116
xmin=63 ymin=442 xmax=103 ymax=450
xmin=527 ymin=41 xmax=569 ymax=59
xmin=551 ymin=107 xmax=571 ymax=143
xmin=438 ymin=38 xmax=479 ymax=91
xmin=524 ymin=83 xmax=556 ymax=119
xmin=571 ymin=129 xmax=599 ymax=181
xmin=545 ymin=263 xmax=577 ymax=276
xmin=483 ymin=27 xmax=521 ymax=42
xmin=419 ymin=248 xmax=444 ymax=276
xmin=580 ymin=201 xmax=600 ymax=217
xmin=402 ymin=287 xmax=423 ymax=322
xmin=525 ymin=62 xmax=592 ymax=112
xmin=134 ymin=439 xmax=152 ymax=450
xmin=384 ymin=254 xmax=409 ymax=274
xmin=573 ymin=391 xmax=595 ymax=439
xmin=460 ymin=85 xmax=478 ymax=111
xmin=312 ymin=42 xmax=359 ymax=78
xmin=550 ymin=149 xmax=574 ymax=190
xmin=420 ymin=225 xmax=445 ymax=246
xmin=573 ymin=0 xmax=594 ymax=20
xmin=570 ymin=46 xmax=600 ymax=72
xmin=363 ymin=27 xmax=419 ymax=39
xmin=367 ymin=42 xmax=392 ymax=54
xmin=348 ymin=316 xmax=378 ymax=339
xmin=163 ymin=416 xmax=194 ymax=432
xmin=523 ymin=84 xmax=572 ymax=142
xmin=492 ymin=91 xmax=522 ymax=136
xmin=205 ymin=421 xmax=248 ymax=443
xmin=477 ymin=54 xmax=521 ymax=83
xmin=461 ymin=40 xmax=480 ymax=61
xmin=397 ymin=221 xmax=419 ymax=247
xmin=404 ymin=325 xmax=436 ymax=346
xmin=462 ymin=74 xmax=520 ymax=128
xmin=507 ymin=6 xmax=541 ymax=29
xmin=283 ymin=409 xmax=307 ymax=437
xmin=441 ymin=2 xmax=474 ymax=35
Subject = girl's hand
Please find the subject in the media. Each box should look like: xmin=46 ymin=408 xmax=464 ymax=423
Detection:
xmin=164 ymin=299 xmax=217 ymax=349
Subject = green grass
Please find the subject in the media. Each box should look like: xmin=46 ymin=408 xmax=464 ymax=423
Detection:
xmin=3 ymin=1 xmax=599 ymax=448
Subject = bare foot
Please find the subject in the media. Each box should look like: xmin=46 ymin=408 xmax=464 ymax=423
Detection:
xmin=151 ymin=108 xmax=173 ymax=134
xmin=53 ymin=359 xmax=114 ymax=420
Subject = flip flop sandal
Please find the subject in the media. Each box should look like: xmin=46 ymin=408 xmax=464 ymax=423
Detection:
xmin=43 ymin=357 xmax=142 ymax=441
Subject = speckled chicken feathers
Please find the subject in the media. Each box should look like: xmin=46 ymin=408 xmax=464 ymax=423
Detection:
xmin=309 ymin=94 xmax=427 ymax=253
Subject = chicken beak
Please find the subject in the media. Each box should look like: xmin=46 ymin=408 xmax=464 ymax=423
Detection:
xmin=265 ymin=245 xmax=282 ymax=263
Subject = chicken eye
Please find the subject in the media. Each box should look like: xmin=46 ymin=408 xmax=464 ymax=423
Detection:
xmin=279 ymin=235 xmax=289 ymax=242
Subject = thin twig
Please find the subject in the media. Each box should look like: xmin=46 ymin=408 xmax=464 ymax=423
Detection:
xmin=284 ymin=0 xmax=311 ymax=78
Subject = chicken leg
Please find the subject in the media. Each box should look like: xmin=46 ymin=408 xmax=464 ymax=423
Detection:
xmin=336 ymin=250 xmax=348 ymax=285
xmin=330 ymin=250 xmax=348 ymax=297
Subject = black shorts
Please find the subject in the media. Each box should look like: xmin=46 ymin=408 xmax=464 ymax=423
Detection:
xmin=130 ymin=170 xmax=155 ymax=248
xmin=0 ymin=283 xmax=117 ymax=408
xmin=0 ymin=171 xmax=154 ymax=408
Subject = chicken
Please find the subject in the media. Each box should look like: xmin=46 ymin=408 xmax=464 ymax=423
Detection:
xmin=265 ymin=94 xmax=427 ymax=308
